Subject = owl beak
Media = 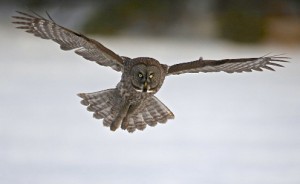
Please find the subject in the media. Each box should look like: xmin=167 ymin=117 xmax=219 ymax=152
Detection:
xmin=142 ymin=82 xmax=148 ymax=92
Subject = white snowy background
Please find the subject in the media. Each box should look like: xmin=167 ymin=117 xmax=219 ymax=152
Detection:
xmin=1 ymin=21 xmax=300 ymax=184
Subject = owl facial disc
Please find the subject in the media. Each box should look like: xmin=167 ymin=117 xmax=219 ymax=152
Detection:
xmin=130 ymin=63 xmax=161 ymax=93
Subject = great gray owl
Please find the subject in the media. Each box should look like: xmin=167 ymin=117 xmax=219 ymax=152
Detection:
xmin=12 ymin=11 xmax=289 ymax=133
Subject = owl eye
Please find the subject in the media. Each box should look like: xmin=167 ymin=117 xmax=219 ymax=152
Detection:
xmin=149 ymin=73 xmax=154 ymax=79
xmin=138 ymin=73 xmax=143 ymax=78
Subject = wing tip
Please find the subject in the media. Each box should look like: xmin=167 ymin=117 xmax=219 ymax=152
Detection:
xmin=262 ymin=55 xmax=290 ymax=72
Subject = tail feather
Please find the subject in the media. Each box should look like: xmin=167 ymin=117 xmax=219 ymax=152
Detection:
xmin=93 ymin=106 xmax=112 ymax=119
xmin=126 ymin=96 xmax=174 ymax=132
xmin=78 ymin=89 xmax=174 ymax=132
xmin=126 ymin=118 xmax=136 ymax=133
xmin=133 ymin=114 xmax=147 ymax=131
xmin=103 ymin=114 xmax=114 ymax=127
xmin=142 ymin=111 xmax=157 ymax=127
xmin=88 ymin=102 xmax=111 ymax=113
xmin=78 ymin=89 xmax=117 ymax=127
xmin=79 ymin=91 xmax=108 ymax=105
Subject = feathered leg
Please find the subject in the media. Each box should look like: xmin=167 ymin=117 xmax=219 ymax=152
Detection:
xmin=110 ymin=102 xmax=130 ymax=131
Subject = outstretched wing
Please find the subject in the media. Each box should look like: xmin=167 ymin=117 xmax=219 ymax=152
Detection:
xmin=167 ymin=55 xmax=289 ymax=75
xmin=12 ymin=11 xmax=124 ymax=72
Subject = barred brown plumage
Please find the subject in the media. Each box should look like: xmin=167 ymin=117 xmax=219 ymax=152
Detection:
xmin=167 ymin=55 xmax=289 ymax=75
xmin=12 ymin=11 xmax=289 ymax=133
xmin=12 ymin=11 xmax=124 ymax=72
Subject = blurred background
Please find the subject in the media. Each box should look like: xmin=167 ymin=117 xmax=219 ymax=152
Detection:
xmin=1 ymin=0 xmax=300 ymax=184
xmin=1 ymin=0 xmax=300 ymax=44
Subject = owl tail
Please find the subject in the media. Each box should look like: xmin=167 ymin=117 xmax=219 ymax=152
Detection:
xmin=77 ymin=89 xmax=119 ymax=127
xmin=78 ymin=90 xmax=175 ymax=133
xmin=122 ymin=96 xmax=175 ymax=132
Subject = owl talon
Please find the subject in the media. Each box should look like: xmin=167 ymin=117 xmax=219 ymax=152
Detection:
xmin=110 ymin=117 xmax=123 ymax=131
xmin=110 ymin=124 xmax=118 ymax=131
xmin=121 ymin=121 xmax=128 ymax=130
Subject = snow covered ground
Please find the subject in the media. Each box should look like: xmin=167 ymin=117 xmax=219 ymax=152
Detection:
xmin=1 ymin=26 xmax=300 ymax=184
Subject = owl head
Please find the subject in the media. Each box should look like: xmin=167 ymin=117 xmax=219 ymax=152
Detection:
xmin=125 ymin=57 xmax=167 ymax=93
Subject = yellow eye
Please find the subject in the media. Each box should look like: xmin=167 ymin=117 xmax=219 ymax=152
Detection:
xmin=149 ymin=74 xmax=154 ymax=79
xmin=138 ymin=73 xmax=143 ymax=78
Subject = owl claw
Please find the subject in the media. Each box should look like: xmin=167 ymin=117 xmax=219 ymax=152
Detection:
xmin=121 ymin=121 xmax=128 ymax=130
xmin=110 ymin=116 xmax=123 ymax=131
xmin=110 ymin=124 xmax=118 ymax=131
